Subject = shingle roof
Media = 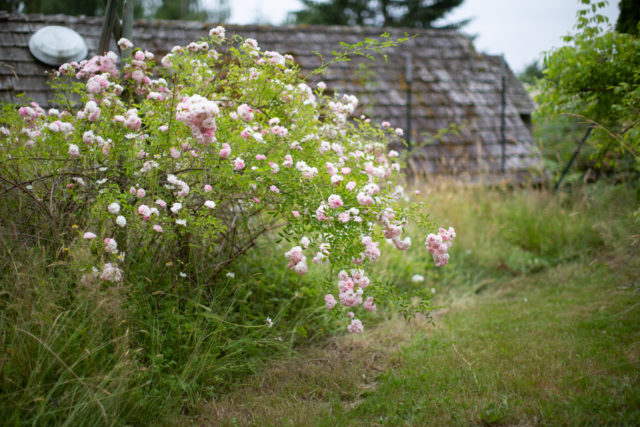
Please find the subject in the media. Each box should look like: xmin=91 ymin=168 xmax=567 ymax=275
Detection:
xmin=0 ymin=11 xmax=541 ymax=179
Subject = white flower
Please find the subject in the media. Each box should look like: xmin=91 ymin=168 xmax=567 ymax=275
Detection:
xmin=266 ymin=317 xmax=273 ymax=328
xmin=170 ymin=202 xmax=182 ymax=213
xmin=108 ymin=202 xmax=121 ymax=214
xmin=226 ymin=272 xmax=235 ymax=279
xmin=175 ymin=219 xmax=186 ymax=226
xmin=204 ymin=200 xmax=216 ymax=209
xmin=115 ymin=215 xmax=127 ymax=227
xmin=411 ymin=274 xmax=424 ymax=283
xmin=179 ymin=272 xmax=187 ymax=278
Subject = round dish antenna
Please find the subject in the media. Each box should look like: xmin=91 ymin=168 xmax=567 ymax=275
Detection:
xmin=29 ymin=26 xmax=88 ymax=66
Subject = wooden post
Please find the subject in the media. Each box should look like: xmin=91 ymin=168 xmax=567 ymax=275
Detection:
xmin=98 ymin=0 xmax=120 ymax=55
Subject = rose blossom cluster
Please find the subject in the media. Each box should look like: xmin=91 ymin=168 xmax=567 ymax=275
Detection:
xmin=176 ymin=94 xmax=220 ymax=144
xmin=425 ymin=227 xmax=456 ymax=267
xmin=322 ymin=269 xmax=376 ymax=333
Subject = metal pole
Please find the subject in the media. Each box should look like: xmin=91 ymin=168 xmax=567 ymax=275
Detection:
xmin=553 ymin=126 xmax=593 ymax=193
xmin=500 ymin=54 xmax=506 ymax=174
xmin=405 ymin=53 xmax=413 ymax=151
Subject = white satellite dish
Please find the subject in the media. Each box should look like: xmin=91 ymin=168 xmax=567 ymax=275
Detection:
xmin=29 ymin=26 xmax=89 ymax=66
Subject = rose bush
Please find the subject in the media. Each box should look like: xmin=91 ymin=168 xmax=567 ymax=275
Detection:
xmin=0 ymin=27 xmax=453 ymax=332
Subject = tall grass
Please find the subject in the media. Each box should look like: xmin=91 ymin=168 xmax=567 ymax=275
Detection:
xmin=0 ymin=223 xmax=336 ymax=424
xmin=378 ymin=180 xmax=638 ymax=299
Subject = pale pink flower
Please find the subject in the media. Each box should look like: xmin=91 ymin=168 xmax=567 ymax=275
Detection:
xmin=339 ymin=289 xmax=363 ymax=307
xmin=137 ymin=204 xmax=151 ymax=220
xmin=204 ymin=200 xmax=216 ymax=209
xmin=316 ymin=203 xmax=330 ymax=221
xmin=68 ymin=144 xmax=80 ymax=158
xmin=392 ymin=236 xmax=411 ymax=250
xmin=347 ymin=318 xmax=363 ymax=334
xmin=292 ymin=210 xmax=300 ymax=218
xmin=300 ymin=236 xmax=310 ymax=249
xmin=269 ymin=185 xmax=280 ymax=193
xmin=117 ymin=38 xmax=133 ymax=50
xmin=104 ymin=237 xmax=118 ymax=253
xmin=204 ymin=184 xmax=213 ymax=192
xmin=234 ymin=158 xmax=245 ymax=170
xmin=83 ymin=232 xmax=97 ymax=239
xmin=346 ymin=181 xmax=357 ymax=191
xmin=293 ymin=261 xmax=307 ymax=275
xmin=237 ymin=104 xmax=254 ymax=122
xmin=82 ymin=130 xmax=95 ymax=144
xmin=155 ymin=199 xmax=167 ymax=208
xmin=338 ymin=212 xmax=350 ymax=223
xmin=356 ymin=192 xmax=373 ymax=206
xmin=324 ymin=294 xmax=337 ymax=309
xmin=219 ymin=143 xmax=231 ymax=159
xmin=136 ymin=188 xmax=146 ymax=199
xmin=364 ymin=297 xmax=377 ymax=312
xmin=100 ymin=263 xmax=122 ymax=282
xmin=153 ymin=224 xmax=164 ymax=233
xmin=327 ymin=194 xmax=343 ymax=209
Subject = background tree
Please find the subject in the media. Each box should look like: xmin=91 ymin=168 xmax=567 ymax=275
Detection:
xmin=537 ymin=0 xmax=640 ymax=179
xmin=0 ymin=0 xmax=230 ymax=21
xmin=616 ymin=0 xmax=640 ymax=35
xmin=290 ymin=0 xmax=466 ymax=28
xmin=518 ymin=60 xmax=544 ymax=86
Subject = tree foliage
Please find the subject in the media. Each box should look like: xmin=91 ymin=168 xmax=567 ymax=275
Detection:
xmin=290 ymin=0 xmax=466 ymax=28
xmin=615 ymin=0 xmax=640 ymax=35
xmin=0 ymin=0 xmax=230 ymax=21
xmin=536 ymin=0 xmax=640 ymax=173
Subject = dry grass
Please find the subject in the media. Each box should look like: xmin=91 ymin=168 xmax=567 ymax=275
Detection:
xmin=194 ymin=315 xmax=429 ymax=426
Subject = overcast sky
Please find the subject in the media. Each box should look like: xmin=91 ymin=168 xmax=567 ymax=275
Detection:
xmin=219 ymin=0 xmax=621 ymax=73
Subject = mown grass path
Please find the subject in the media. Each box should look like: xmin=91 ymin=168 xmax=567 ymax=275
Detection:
xmin=195 ymin=250 xmax=640 ymax=426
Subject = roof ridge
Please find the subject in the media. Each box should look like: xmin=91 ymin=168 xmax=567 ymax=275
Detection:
xmin=2 ymin=12 xmax=466 ymax=38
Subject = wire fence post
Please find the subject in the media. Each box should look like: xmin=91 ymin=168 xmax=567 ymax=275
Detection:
xmin=405 ymin=53 xmax=413 ymax=151
xmin=500 ymin=54 xmax=506 ymax=174
xmin=553 ymin=126 xmax=593 ymax=193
